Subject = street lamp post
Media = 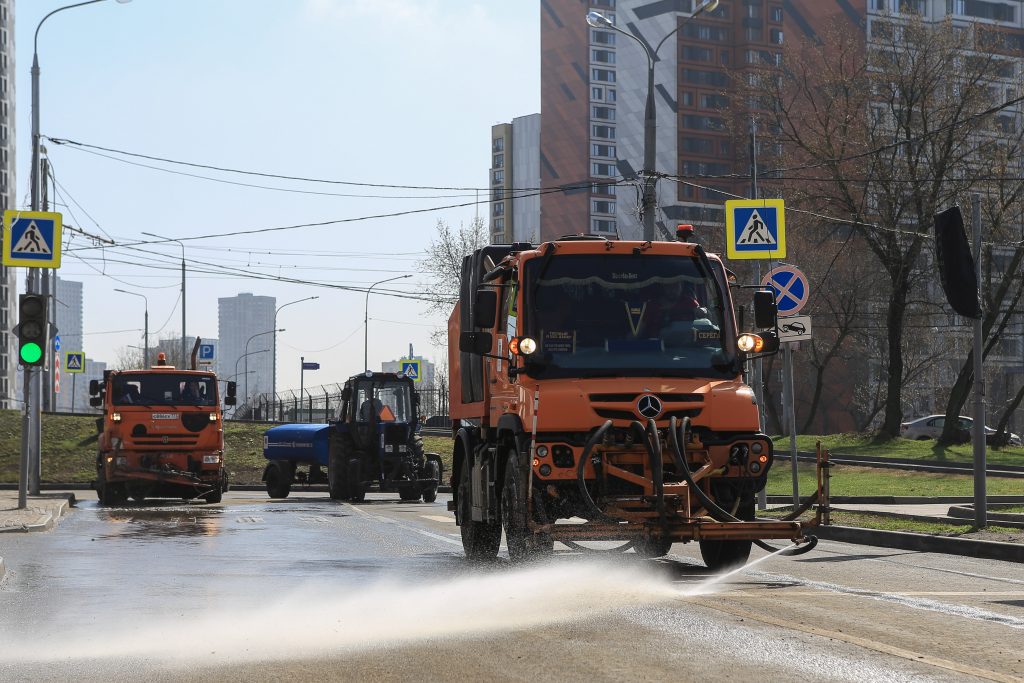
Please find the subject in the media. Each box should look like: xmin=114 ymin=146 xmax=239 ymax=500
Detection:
xmin=273 ymin=296 xmax=318 ymax=421
xmin=19 ymin=0 xmax=133 ymax=509
xmin=364 ymin=275 xmax=412 ymax=371
xmin=586 ymin=0 xmax=719 ymax=241
xmin=114 ymin=289 xmax=148 ymax=367
xmin=244 ymin=329 xmax=283 ymax=408
xmin=142 ymin=231 xmax=186 ymax=365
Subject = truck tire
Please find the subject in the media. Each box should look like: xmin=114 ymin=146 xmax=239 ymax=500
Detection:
xmin=501 ymin=451 xmax=541 ymax=563
xmin=421 ymin=459 xmax=440 ymax=503
xmin=97 ymin=471 xmax=126 ymax=507
xmin=699 ymin=497 xmax=753 ymax=571
xmin=458 ymin=454 xmax=500 ymax=561
xmin=347 ymin=457 xmax=366 ymax=502
xmin=398 ymin=487 xmax=421 ymax=502
xmin=634 ymin=536 xmax=673 ymax=558
xmin=204 ymin=488 xmax=223 ymax=504
xmin=328 ymin=437 xmax=348 ymax=500
xmin=265 ymin=462 xmax=292 ymax=499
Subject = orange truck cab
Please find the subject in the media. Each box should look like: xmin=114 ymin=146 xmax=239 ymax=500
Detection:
xmin=449 ymin=234 xmax=816 ymax=568
xmin=89 ymin=352 xmax=237 ymax=505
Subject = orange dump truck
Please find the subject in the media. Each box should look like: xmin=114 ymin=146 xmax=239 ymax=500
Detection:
xmin=89 ymin=350 xmax=237 ymax=505
xmin=448 ymin=233 xmax=816 ymax=568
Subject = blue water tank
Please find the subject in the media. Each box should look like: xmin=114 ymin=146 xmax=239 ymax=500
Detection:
xmin=263 ymin=423 xmax=332 ymax=466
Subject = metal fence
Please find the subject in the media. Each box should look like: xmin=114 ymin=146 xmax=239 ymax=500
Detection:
xmin=232 ymin=383 xmax=449 ymax=426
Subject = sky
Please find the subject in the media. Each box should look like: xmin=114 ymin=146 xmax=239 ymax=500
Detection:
xmin=15 ymin=0 xmax=540 ymax=393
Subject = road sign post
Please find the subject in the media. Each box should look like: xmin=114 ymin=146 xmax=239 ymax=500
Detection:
xmin=66 ymin=353 xmax=85 ymax=413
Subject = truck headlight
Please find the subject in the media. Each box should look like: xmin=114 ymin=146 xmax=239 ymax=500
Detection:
xmin=209 ymin=413 xmax=218 ymax=422
xmin=202 ymin=455 xmax=220 ymax=464
xmin=737 ymin=334 xmax=764 ymax=353
xmin=519 ymin=337 xmax=537 ymax=355
xmin=111 ymin=412 xmax=122 ymax=422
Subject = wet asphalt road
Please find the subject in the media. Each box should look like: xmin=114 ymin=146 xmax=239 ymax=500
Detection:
xmin=1 ymin=491 xmax=1022 ymax=682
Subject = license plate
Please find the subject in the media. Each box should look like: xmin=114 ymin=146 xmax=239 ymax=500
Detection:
xmin=152 ymin=413 xmax=179 ymax=420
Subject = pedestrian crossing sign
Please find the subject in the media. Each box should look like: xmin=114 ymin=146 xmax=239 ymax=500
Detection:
xmin=66 ymin=352 xmax=85 ymax=374
xmin=3 ymin=210 xmax=63 ymax=268
xmin=724 ymin=199 xmax=786 ymax=261
xmin=400 ymin=359 xmax=421 ymax=383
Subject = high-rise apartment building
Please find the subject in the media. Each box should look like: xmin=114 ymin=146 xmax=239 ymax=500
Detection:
xmin=54 ymin=277 xmax=83 ymax=411
xmin=489 ymin=113 xmax=542 ymax=244
xmin=218 ymin=293 xmax=276 ymax=402
xmin=0 ymin=1 xmax=15 ymax=409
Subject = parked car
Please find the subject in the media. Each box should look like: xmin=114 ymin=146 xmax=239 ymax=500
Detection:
xmin=900 ymin=415 xmax=1022 ymax=447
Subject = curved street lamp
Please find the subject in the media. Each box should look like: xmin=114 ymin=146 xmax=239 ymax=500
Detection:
xmin=273 ymin=296 xmax=318 ymax=419
xmin=586 ymin=0 xmax=719 ymax=241
xmin=364 ymin=275 xmax=412 ymax=371
xmin=244 ymin=329 xmax=283 ymax=405
xmin=114 ymin=289 xmax=148 ymax=367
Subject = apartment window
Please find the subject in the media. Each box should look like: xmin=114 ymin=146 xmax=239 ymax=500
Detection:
xmin=606 ymin=89 xmax=617 ymax=102
xmin=681 ymin=115 xmax=724 ymax=131
xmin=682 ymin=69 xmax=729 ymax=87
xmin=770 ymin=28 xmax=783 ymax=44
xmin=682 ymin=160 xmax=731 ymax=176
xmin=681 ymin=91 xmax=695 ymax=107
xmin=683 ymin=23 xmax=732 ymax=42
xmin=681 ymin=137 xmax=714 ymax=154
xmin=770 ymin=6 xmax=783 ymax=21
xmin=492 ymin=188 xmax=505 ymax=201
xmin=745 ymin=3 xmax=762 ymax=19
xmin=492 ymin=169 xmax=504 ymax=184
xmin=493 ymin=202 xmax=505 ymax=216
xmin=870 ymin=0 xmax=887 ymax=9
xmin=591 ymin=218 xmax=617 ymax=234
xmin=682 ymin=45 xmax=713 ymax=61
xmin=700 ymin=94 xmax=729 ymax=109
xmin=591 ymin=183 xmax=617 ymax=196
xmin=493 ymin=218 xmax=505 ymax=232
xmin=493 ymin=137 xmax=504 ymax=152
xmin=592 ymin=30 xmax=616 ymax=45
xmin=899 ymin=0 xmax=926 ymax=13
xmin=591 ymin=162 xmax=617 ymax=176
xmin=592 ymin=105 xmax=615 ymax=120
xmin=745 ymin=27 xmax=763 ymax=41
xmin=592 ymin=200 xmax=615 ymax=214
xmin=592 ymin=86 xmax=605 ymax=101
xmin=592 ymin=124 xmax=616 ymax=139
xmin=592 ymin=0 xmax=615 ymax=8
xmin=592 ymin=143 xmax=616 ymax=157
xmin=948 ymin=0 xmax=1014 ymax=21
xmin=592 ymin=49 xmax=616 ymax=64
xmin=493 ymin=153 xmax=504 ymax=168
xmin=592 ymin=68 xmax=616 ymax=83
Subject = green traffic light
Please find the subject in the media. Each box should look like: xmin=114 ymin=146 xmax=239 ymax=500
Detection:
xmin=20 ymin=342 xmax=42 ymax=364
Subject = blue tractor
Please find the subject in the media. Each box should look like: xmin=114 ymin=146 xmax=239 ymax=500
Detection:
xmin=263 ymin=372 xmax=442 ymax=502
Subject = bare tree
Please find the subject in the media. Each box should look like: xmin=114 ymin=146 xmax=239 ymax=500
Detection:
xmin=419 ymin=216 xmax=488 ymax=346
xmin=743 ymin=16 xmax=1022 ymax=438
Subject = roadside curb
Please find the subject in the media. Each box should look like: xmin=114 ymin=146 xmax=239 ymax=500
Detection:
xmin=0 ymin=556 xmax=5 ymax=584
xmin=0 ymin=493 xmax=75 ymax=534
xmin=766 ymin=495 xmax=1024 ymax=504
xmin=813 ymin=525 xmax=1024 ymax=563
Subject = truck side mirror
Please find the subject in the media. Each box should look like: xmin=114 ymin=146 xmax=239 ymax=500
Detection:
xmin=460 ymin=330 xmax=493 ymax=354
xmin=473 ymin=290 xmax=498 ymax=328
xmin=753 ymin=290 xmax=777 ymax=329
xmin=89 ymin=396 xmax=102 ymax=407
xmin=225 ymin=381 xmax=237 ymax=405
xmin=341 ymin=387 xmax=352 ymax=402
xmin=89 ymin=379 xmax=100 ymax=396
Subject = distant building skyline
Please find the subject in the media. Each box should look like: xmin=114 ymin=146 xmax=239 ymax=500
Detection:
xmin=54 ymin=277 xmax=83 ymax=412
xmin=489 ymin=113 xmax=541 ymax=244
xmin=1 ymin=0 xmax=15 ymax=409
xmin=218 ymin=292 xmax=275 ymax=402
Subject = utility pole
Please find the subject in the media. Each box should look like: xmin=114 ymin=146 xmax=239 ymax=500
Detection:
xmin=751 ymin=118 xmax=768 ymax=511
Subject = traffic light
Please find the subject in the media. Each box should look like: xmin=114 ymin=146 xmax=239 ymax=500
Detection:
xmin=16 ymin=294 xmax=47 ymax=367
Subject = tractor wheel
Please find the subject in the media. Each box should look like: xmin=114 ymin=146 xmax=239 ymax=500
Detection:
xmin=328 ymin=436 xmax=349 ymax=500
xmin=458 ymin=454 xmax=500 ymax=562
xmin=634 ymin=536 xmax=674 ymax=558
xmin=347 ymin=457 xmax=366 ymax=502
xmin=399 ymin=487 xmax=421 ymax=502
xmin=265 ymin=462 xmax=292 ymax=499
xmin=421 ymin=459 xmax=440 ymax=503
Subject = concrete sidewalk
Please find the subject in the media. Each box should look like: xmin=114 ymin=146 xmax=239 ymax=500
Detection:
xmin=0 ymin=490 xmax=76 ymax=534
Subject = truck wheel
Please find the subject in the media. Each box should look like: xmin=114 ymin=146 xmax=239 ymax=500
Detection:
xmin=204 ymin=488 xmax=223 ymax=504
xmin=634 ymin=537 xmax=673 ymax=558
xmin=421 ymin=459 xmax=440 ymax=503
xmin=347 ymin=458 xmax=365 ymax=502
xmin=500 ymin=452 xmax=536 ymax=563
xmin=328 ymin=439 xmax=348 ymax=500
xmin=265 ymin=462 xmax=292 ymax=499
xmin=97 ymin=473 xmax=126 ymax=507
xmin=458 ymin=454 xmax=500 ymax=561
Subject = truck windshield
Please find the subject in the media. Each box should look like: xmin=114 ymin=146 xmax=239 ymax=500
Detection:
xmin=111 ymin=374 xmax=217 ymax=406
xmin=522 ymin=253 xmax=737 ymax=379
xmin=355 ymin=381 xmax=412 ymax=422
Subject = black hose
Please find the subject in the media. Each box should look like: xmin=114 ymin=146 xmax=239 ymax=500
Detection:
xmin=644 ymin=419 xmax=667 ymax=524
xmin=576 ymin=420 xmax=620 ymax=523
xmin=668 ymin=417 xmax=816 ymax=556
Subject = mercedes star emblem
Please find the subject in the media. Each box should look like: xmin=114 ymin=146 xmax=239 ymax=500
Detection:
xmin=636 ymin=394 xmax=663 ymax=419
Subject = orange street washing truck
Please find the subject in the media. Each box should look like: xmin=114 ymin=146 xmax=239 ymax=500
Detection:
xmin=449 ymin=229 xmax=821 ymax=568
xmin=90 ymin=340 xmax=237 ymax=505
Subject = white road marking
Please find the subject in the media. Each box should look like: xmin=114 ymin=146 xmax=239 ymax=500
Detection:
xmin=421 ymin=515 xmax=455 ymax=524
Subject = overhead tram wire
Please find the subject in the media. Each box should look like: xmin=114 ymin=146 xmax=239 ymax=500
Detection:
xmin=63 ymin=177 xmax=633 ymax=253
xmin=46 ymin=135 xmax=622 ymax=194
